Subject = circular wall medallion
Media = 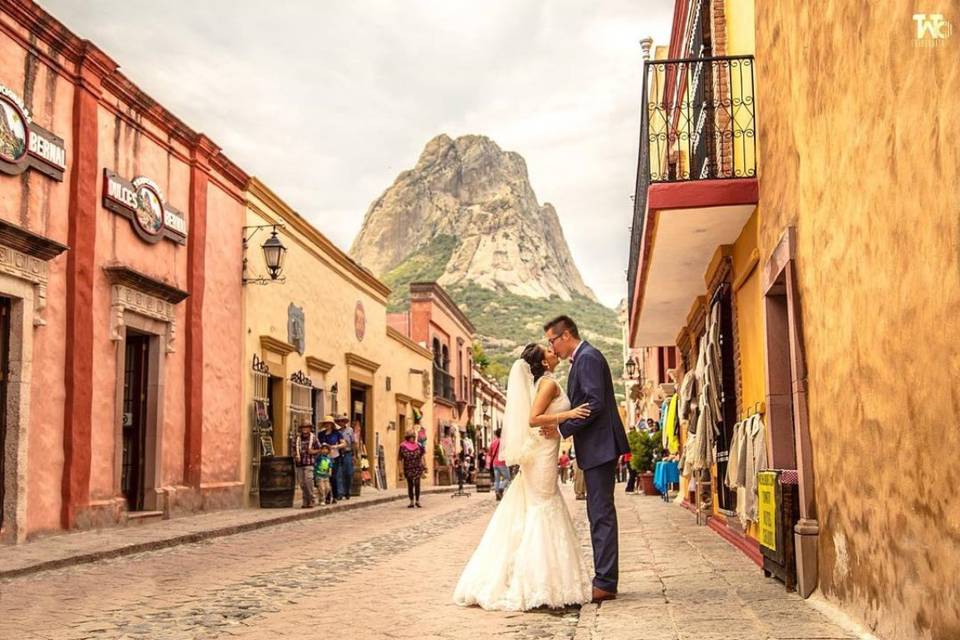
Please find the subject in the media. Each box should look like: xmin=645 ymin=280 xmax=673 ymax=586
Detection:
xmin=131 ymin=178 xmax=165 ymax=238
xmin=354 ymin=301 xmax=366 ymax=342
xmin=0 ymin=94 xmax=29 ymax=164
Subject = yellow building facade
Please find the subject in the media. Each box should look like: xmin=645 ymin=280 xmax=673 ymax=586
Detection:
xmin=632 ymin=1 xmax=960 ymax=637
xmin=241 ymin=178 xmax=433 ymax=504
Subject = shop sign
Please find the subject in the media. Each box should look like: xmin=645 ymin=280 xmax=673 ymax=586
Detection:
xmin=0 ymin=84 xmax=67 ymax=181
xmin=354 ymin=300 xmax=366 ymax=341
xmin=102 ymin=169 xmax=187 ymax=245
xmin=757 ymin=471 xmax=778 ymax=551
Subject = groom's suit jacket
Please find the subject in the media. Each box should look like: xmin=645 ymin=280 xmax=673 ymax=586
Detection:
xmin=559 ymin=341 xmax=629 ymax=470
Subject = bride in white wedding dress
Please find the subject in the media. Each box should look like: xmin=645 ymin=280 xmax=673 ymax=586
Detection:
xmin=453 ymin=344 xmax=594 ymax=611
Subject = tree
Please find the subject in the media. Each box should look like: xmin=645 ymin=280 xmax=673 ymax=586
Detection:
xmin=472 ymin=341 xmax=491 ymax=372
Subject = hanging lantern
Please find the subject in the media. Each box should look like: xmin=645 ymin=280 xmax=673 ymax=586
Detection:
xmin=261 ymin=228 xmax=287 ymax=280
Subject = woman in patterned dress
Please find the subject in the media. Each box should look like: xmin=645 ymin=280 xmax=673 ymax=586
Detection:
xmin=399 ymin=430 xmax=426 ymax=508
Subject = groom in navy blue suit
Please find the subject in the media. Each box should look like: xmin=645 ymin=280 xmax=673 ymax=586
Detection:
xmin=541 ymin=315 xmax=629 ymax=603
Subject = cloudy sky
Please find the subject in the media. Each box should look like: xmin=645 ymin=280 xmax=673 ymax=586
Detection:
xmin=44 ymin=0 xmax=673 ymax=308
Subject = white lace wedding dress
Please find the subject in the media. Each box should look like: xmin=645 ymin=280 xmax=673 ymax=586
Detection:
xmin=453 ymin=372 xmax=592 ymax=611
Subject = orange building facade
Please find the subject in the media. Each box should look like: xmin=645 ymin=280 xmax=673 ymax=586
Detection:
xmin=388 ymin=282 xmax=474 ymax=483
xmin=0 ymin=2 xmax=247 ymax=542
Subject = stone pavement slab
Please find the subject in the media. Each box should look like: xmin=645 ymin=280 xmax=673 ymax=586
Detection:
xmin=0 ymin=486 xmax=581 ymax=640
xmin=1 ymin=482 xmax=875 ymax=639
xmin=580 ymin=490 xmax=867 ymax=640
xmin=0 ymin=485 xmax=454 ymax=579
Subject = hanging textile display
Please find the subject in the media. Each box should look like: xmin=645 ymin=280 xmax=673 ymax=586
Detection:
xmin=724 ymin=412 xmax=768 ymax=526
xmin=681 ymin=304 xmax=723 ymax=477
xmin=662 ymin=393 xmax=680 ymax=455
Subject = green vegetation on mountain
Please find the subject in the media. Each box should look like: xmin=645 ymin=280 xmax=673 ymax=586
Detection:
xmin=378 ymin=239 xmax=623 ymax=396
xmin=448 ymin=283 xmax=623 ymax=391
xmin=382 ymin=235 xmax=458 ymax=310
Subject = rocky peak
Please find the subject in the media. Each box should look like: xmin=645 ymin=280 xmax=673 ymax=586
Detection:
xmin=350 ymin=134 xmax=596 ymax=302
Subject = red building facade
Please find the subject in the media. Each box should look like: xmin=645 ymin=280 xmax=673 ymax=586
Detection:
xmin=388 ymin=282 xmax=474 ymax=481
xmin=0 ymin=2 xmax=247 ymax=542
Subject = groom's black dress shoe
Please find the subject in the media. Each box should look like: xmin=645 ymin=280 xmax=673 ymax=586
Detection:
xmin=591 ymin=587 xmax=617 ymax=603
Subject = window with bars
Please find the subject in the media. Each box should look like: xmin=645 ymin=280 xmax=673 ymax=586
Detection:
xmin=288 ymin=370 xmax=314 ymax=453
xmin=250 ymin=355 xmax=272 ymax=496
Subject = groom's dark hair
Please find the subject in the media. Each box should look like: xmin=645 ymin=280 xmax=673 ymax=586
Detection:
xmin=544 ymin=315 xmax=580 ymax=339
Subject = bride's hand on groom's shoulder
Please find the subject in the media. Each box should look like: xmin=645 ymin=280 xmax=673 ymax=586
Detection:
xmin=568 ymin=403 xmax=591 ymax=421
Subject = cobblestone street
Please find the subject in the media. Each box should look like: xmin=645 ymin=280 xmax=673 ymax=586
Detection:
xmin=0 ymin=487 xmax=863 ymax=640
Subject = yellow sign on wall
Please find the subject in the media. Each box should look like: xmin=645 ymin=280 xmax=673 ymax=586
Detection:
xmin=757 ymin=471 xmax=778 ymax=551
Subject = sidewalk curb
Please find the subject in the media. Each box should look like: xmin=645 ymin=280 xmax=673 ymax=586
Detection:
xmin=1 ymin=486 xmax=458 ymax=580
xmin=573 ymin=602 xmax=597 ymax=640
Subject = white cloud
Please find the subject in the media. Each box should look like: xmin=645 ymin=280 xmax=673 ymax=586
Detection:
xmin=42 ymin=0 xmax=673 ymax=306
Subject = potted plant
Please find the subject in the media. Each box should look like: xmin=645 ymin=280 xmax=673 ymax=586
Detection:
xmin=627 ymin=429 xmax=658 ymax=495
xmin=434 ymin=444 xmax=451 ymax=486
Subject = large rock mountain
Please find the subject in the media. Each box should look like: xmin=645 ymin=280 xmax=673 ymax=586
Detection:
xmin=350 ymin=134 xmax=621 ymax=387
xmin=350 ymin=134 xmax=596 ymax=302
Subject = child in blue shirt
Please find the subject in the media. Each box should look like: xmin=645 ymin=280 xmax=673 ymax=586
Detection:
xmin=314 ymin=445 xmax=334 ymax=505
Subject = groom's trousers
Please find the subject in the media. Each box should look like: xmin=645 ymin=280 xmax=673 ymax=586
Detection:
xmin=584 ymin=459 xmax=619 ymax=592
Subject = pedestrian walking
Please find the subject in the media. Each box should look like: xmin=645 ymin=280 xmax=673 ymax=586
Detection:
xmin=318 ymin=416 xmax=344 ymax=502
xmin=336 ymin=415 xmax=356 ymax=500
xmin=399 ymin=430 xmax=425 ymax=508
xmin=571 ymin=446 xmax=587 ymax=500
xmin=314 ymin=444 xmax=334 ymax=504
xmin=624 ymin=452 xmax=638 ymax=493
xmin=293 ymin=422 xmax=320 ymax=508
xmin=558 ymin=450 xmax=571 ymax=483
xmin=487 ymin=428 xmax=512 ymax=500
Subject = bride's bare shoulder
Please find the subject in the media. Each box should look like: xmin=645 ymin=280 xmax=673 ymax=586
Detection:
xmin=537 ymin=375 xmax=560 ymax=396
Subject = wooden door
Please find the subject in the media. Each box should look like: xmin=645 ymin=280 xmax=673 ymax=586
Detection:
xmin=121 ymin=333 xmax=150 ymax=511
xmin=0 ymin=298 xmax=10 ymax=528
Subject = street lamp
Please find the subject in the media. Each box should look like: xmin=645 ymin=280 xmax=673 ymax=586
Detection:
xmin=625 ymin=357 xmax=638 ymax=379
xmin=243 ymin=224 xmax=288 ymax=285
xmin=261 ymin=229 xmax=286 ymax=279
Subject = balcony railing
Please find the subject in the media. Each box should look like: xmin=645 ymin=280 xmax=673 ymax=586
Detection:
xmin=628 ymin=55 xmax=756 ymax=318
xmin=433 ymin=365 xmax=455 ymax=403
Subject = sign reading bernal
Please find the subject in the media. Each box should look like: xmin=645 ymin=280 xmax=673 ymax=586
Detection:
xmin=0 ymin=84 xmax=67 ymax=181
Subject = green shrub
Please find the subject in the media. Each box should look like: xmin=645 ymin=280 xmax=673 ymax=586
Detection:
xmin=627 ymin=429 xmax=658 ymax=473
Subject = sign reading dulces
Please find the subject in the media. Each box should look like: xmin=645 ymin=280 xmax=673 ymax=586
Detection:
xmin=102 ymin=169 xmax=187 ymax=245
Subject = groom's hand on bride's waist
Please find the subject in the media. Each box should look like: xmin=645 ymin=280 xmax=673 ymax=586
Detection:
xmin=539 ymin=423 xmax=561 ymax=439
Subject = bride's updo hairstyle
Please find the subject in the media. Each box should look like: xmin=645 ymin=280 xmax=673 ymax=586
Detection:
xmin=521 ymin=343 xmax=547 ymax=382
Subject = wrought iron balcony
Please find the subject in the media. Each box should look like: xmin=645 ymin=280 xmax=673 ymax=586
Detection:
xmin=433 ymin=365 xmax=455 ymax=403
xmin=628 ymin=55 xmax=756 ymax=317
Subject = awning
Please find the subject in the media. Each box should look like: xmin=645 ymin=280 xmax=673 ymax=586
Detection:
xmin=630 ymin=179 xmax=757 ymax=347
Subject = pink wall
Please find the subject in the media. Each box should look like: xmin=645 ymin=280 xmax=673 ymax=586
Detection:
xmin=0 ymin=5 xmax=247 ymax=537
xmin=88 ymin=108 xmax=193 ymax=502
xmin=0 ymin=24 xmax=74 ymax=537
xmin=200 ymin=183 xmax=243 ymax=485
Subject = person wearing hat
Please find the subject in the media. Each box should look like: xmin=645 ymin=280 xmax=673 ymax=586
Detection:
xmin=335 ymin=414 xmax=355 ymax=500
xmin=398 ymin=430 xmax=426 ymax=508
xmin=318 ymin=416 xmax=344 ymax=504
xmin=293 ymin=421 xmax=321 ymax=508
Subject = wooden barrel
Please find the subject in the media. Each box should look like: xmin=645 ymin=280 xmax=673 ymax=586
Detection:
xmin=351 ymin=466 xmax=362 ymax=496
xmin=475 ymin=469 xmax=492 ymax=493
xmin=259 ymin=456 xmax=295 ymax=508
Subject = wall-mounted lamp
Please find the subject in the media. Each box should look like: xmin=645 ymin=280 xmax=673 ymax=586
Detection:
xmin=243 ymin=224 xmax=288 ymax=285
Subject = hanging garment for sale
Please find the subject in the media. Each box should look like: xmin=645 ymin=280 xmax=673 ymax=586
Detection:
xmin=743 ymin=413 xmax=768 ymax=524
